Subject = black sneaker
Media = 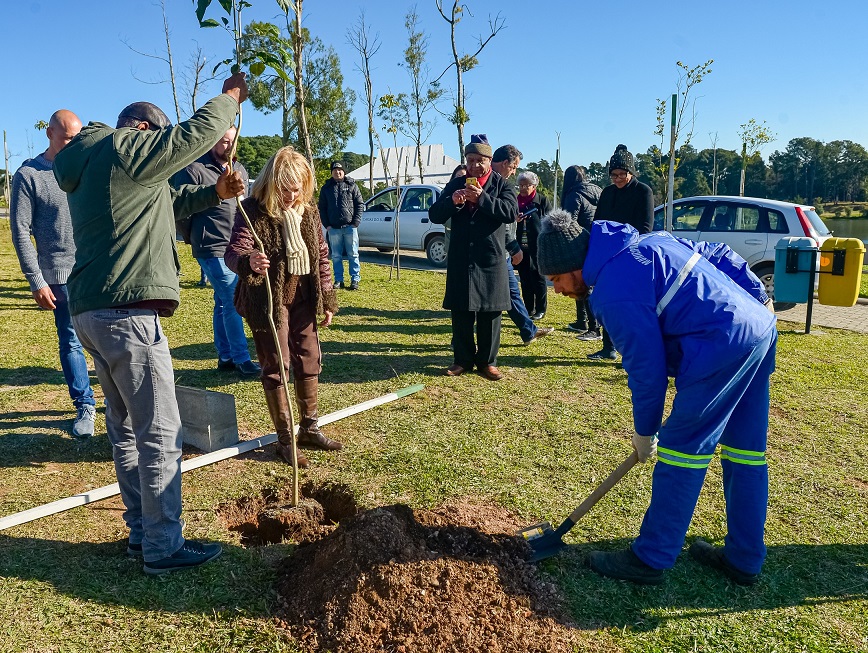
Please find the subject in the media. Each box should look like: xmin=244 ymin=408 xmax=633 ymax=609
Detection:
xmin=565 ymin=321 xmax=586 ymax=332
xmin=577 ymin=329 xmax=603 ymax=341
xmin=338 ymin=281 xmax=346 ymax=289
xmin=236 ymin=360 xmax=262 ymax=377
xmin=143 ymin=540 xmax=222 ymax=575
xmin=128 ymin=518 xmax=185 ymax=557
xmin=588 ymin=349 xmax=618 ymax=360
xmin=689 ymin=539 xmax=759 ymax=586
xmin=217 ymin=358 xmax=235 ymax=371
xmin=349 ymin=280 xmax=359 ymax=290
xmin=588 ymin=548 xmax=664 ymax=585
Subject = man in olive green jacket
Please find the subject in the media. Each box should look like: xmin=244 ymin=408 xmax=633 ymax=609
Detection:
xmin=53 ymin=73 xmax=248 ymax=575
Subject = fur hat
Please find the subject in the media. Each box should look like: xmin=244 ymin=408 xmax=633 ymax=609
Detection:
xmin=464 ymin=134 xmax=492 ymax=158
xmin=608 ymin=144 xmax=635 ymax=175
xmin=537 ymin=209 xmax=590 ymax=276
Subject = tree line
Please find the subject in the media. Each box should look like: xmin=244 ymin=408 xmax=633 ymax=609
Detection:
xmin=510 ymin=136 xmax=868 ymax=211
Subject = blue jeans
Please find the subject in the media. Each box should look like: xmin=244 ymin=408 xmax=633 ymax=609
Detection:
xmin=72 ymin=308 xmax=185 ymax=562
xmin=50 ymin=284 xmax=95 ymax=408
xmin=505 ymin=259 xmax=536 ymax=342
xmin=327 ymin=226 xmax=360 ymax=284
xmin=197 ymin=257 xmax=251 ymax=364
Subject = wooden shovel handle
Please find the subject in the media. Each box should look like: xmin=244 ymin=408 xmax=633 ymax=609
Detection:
xmin=562 ymin=451 xmax=639 ymax=528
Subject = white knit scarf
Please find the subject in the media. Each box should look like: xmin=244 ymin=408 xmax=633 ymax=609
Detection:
xmin=280 ymin=205 xmax=310 ymax=276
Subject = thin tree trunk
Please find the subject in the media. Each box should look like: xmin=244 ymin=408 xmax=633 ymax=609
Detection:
xmin=160 ymin=0 xmax=182 ymax=124
xmin=451 ymin=17 xmax=465 ymax=162
xmin=292 ymin=1 xmax=314 ymax=167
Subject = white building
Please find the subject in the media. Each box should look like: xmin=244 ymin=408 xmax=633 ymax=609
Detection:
xmin=346 ymin=144 xmax=460 ymax=190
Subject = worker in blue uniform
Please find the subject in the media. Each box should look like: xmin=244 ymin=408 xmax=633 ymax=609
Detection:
xmin=536 ymin=209 xmax=777 ymax=585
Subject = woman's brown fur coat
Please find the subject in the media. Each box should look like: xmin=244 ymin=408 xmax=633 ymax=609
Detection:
xmin=224 ymin=197 xmax=338 ymax=332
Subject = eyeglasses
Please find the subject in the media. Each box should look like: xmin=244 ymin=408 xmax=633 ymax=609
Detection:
xmin=609 ymin=171 xmax=628 ymax=180
xmin=518 ymin=183 xmax=534 ymax=188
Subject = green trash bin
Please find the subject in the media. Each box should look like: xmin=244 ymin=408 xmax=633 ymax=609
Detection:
xmin=774 ymin=237 xmax=818 ymax=304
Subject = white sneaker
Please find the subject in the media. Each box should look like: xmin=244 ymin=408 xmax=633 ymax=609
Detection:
xmin=72 ymin=405 xmax=96 ymax=438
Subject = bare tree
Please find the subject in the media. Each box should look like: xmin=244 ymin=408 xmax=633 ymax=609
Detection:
xmin=278 ymin=0 xmax=314 ymax=167
xmin=399 ymin=7 xmax=443 ymax=182
xmin=347 ymin=11 xmax=381 ymax=192
xmin=738 ymin=119 xmax=775 ymax=196
xmin=434 ymin=1 xmax=506 ymax=162
xmin=709 ymin=131 xmax=719 ymax=194
xmin=122 ymin=0 xmax=183 ymax=123
xmin=654 ymin=59 xmax=713 ymax=229
xmin=180 ymin=45 xmax=218 ymax=114
xmin=2 ymin=131 xmax=11 ymax=208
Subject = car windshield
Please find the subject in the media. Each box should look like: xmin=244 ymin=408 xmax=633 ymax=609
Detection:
xmin=804 ymin=208 xmax=831 ymax=236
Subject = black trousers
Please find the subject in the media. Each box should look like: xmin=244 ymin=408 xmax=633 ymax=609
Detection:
xmin=574 ymin=299 xmax=598 ymax=331
xmin=516 ymin=253 xmax=547 ymax=316
xmin=451 ymin=310 xmax=501 ymax=369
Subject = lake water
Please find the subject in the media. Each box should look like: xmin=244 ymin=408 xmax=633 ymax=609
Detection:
xmin=823 ymin=218 xmax=868 ymax=243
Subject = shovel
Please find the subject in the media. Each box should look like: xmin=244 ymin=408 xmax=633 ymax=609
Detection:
xmin=519 ymin=451 xmax=639 ymax=562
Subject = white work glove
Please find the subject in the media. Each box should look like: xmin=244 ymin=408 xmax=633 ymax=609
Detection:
xmin=632 ymin=432 xmax=659 ymax=463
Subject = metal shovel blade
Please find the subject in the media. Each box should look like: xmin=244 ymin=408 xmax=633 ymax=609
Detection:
xmin=518 ymin=521 xmax=568 ymax=562
xmin=517 ymin=451 xmax=639 ymax=563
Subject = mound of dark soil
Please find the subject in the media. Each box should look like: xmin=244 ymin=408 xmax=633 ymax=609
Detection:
xmin=274 ymin=500 xmax=580 ymax=652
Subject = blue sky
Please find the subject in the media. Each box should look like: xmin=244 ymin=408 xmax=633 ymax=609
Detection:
xmin=4 ymin=0 xmax=867 ymax=174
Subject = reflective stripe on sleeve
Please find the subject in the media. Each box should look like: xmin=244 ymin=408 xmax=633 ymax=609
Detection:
xmin=656 ymin=252 xmax=702 ymax=316
xmin=657 ymin=446 xmax=714 ymax=469
xmin=720 ymin=445 xmax=767 ymax=466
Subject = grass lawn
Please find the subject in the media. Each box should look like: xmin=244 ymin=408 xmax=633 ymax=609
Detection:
xmin=0 ymin=222 xmax=866 ymax=652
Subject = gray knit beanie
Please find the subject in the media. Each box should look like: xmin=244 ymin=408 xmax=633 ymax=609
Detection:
xmin=537 ymin=209 xmax=590 ymax=276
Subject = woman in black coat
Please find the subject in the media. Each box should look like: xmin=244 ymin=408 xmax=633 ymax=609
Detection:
xmin=514 ymin=171 xmax=549 ymax=318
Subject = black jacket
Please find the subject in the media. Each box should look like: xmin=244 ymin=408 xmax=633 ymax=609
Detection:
xmin=429 ymin=171 xmax=517 ymax=312
xmin=317 ymin=176 xmax=364 ymax=228
xmin=172 ymin=153 xmax=249 ymax=257
xmin=516 ymin=192 xmax=549 ymax=257
xmin=562 ymin=181 xmax=602 ymax=231
xmin=594 ymin=176 xmax=654 ymax=234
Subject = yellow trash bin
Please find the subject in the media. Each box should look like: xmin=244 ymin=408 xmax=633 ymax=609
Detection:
xmin=818 ymin=237 xmax=865 ymax=307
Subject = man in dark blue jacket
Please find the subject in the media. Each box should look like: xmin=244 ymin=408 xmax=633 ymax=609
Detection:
xmin=318 ymin=161 xmax=364 ymax=290
xmin=537 ymin=209 xmax=777 ymax=586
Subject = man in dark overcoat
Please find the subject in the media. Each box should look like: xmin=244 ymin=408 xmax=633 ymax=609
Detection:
xmin=429 ymin=134 xmax=518 ymax=381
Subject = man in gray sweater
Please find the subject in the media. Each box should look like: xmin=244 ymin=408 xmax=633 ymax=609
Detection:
xmin=10 ymin=109 xmax=96 ymax=437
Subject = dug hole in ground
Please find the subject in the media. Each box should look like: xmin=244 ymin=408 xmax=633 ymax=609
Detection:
xmin=219 ymin=482 xmax=582 ymax=652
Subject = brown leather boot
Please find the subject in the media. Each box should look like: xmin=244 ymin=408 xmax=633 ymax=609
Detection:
xmin=294 ymin=377 xmax=343 ymax=451
xmin=263 ymin=387 xmax=309 ymax=468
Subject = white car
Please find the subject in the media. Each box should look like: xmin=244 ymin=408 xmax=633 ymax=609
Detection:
xmin=360 ymin=184 xmax=447 ymax=266
xmin=654 ymin=196 xmax=831 ymax=309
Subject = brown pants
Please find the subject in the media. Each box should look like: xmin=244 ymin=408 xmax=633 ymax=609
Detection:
xmin=251 ymin=276 xmax=322 ymax=390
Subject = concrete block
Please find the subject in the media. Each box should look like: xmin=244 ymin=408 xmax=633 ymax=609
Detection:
xmin=175 ymin=385 xmax=239 ymax=452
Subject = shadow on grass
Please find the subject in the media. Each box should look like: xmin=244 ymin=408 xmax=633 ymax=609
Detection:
xmin=542 ymin=538 xmax=868 ymax=631
xmin=0 ymin=408 xmax=72 ymax=432
xmin=0 ymin=535 xmax=276 ymax=616
xmin=0 ymin=282 xmax=34 ymax=302
xmin=0 ymin=408 xmax=113 ymax=468
xmin=0 ymin=366 xmax=68 ymax=387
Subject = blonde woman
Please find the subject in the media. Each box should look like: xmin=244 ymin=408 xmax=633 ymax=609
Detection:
xmin=225 ymin=146 xmax=341 ymax=467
